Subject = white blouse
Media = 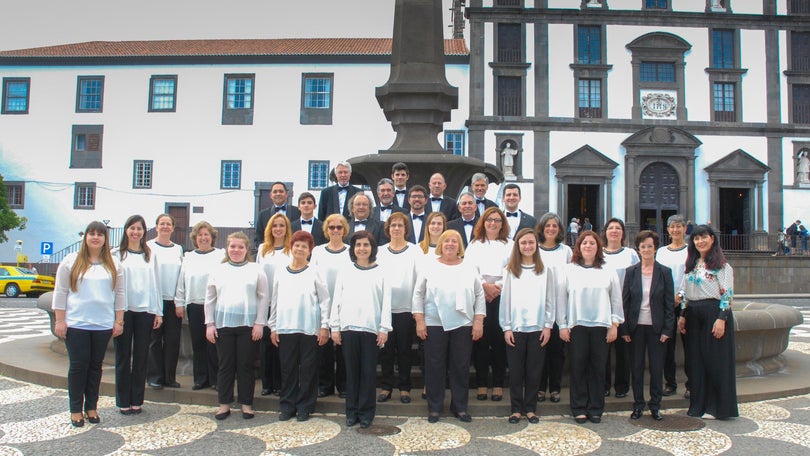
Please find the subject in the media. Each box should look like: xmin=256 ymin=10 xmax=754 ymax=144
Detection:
xmin=603 ymin=247 xmax=639 ymax=290
xmin=147 ymin=239 xmax=184 ymax=300
xmin=204 ymin=261 xmax=269 ymax=328
xmin=538 ymin=243 xmax=572 ymax=270
xmin=656 ymin=245 xmax=687 ymax=298
xmin=269 ymin=265 xmax=331 ymax=336
xmin=377 ymin=243 xmax=421 ymax=313
xmin=330 ymin=264 xmax=392 ymax=335
xmin=310 ymin=244 xmax=351 ymax=298
xmin=412 ymin=260 xmax=486 ymax=331
xmin=557 ymin=264 xmax=624 ymax=330
xmin=114 ymin=248 xmax=162 ymax=316
xmin=499 ymin=265 xmax=556 ymax=333
xmin=174 ymin=248 xmax=225 ymax=307
xmin=464 ymin=238 xmax=514 ymax=283
xmin=52 ymin=252 xmax=126 ymax=330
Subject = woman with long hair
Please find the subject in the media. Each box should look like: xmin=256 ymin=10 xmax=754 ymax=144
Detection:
xmin=677 ymin=224 xmax=738 ymax=420
xmin=621 ymin=230 xmax=675 ymax=421
xmin=330 ymin=231 xmax=391 ymax=428
xmin=206 ymin=232 xmax=268 ymax=420
xmin=52 ymin=221 xmax=125 ymax=427
xmin=413 ymin=230 xmax=485 ymax=423
xmin=558 ymin=230 xmax=624 ymax=424
xmin=114 ymin=214 xmax=162 ymax=415
xmin=465 ymin=206 xmax=513 ymax=402
xmin=175 ymin=221 xmax=225 ymax=390
xmin=257 ymin=212 xmax=292 ymax=396
xmin=500 ymin=228 xmax=555 ymax=424
xmin=535 ymin=212 xmax=572 ymax=404
xmin=146 ymin=213 xmax=185 ymax=389
xmin=419 ymin=211 xmax=447 ymax=254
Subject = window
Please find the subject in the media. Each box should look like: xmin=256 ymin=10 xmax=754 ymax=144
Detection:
xmin=222 ymin=74 xmax=254 ymax=125
xmin=74 ymin=183 xmax=96 ymax=209
xmin=497 ymin=76 xmax=522 ymax=116
xmin=70 ymin=125 xmax=103 ymax=168
xmin=577 ymin=26 xmax=602 ymax=65
xmin=713 ymin=82 xmax=736 ymax=122
xmin=645 ymin=0 xmax=668 ymax=8
xmin=300 ymin=73 xmax=334 ymax=125
xmin=133 ymin=160 xmax=153 ymax=189
xmin=2 ymin=78 xmax=30 ymax=114
xmin=793 ymin=84 xmax=810 ymax=124
xmin=76 ymin=76 xmax=104 ymax=112
xmin=445 ymin=131 xmax=465 ymax=156
xmin=712 ymin=30 xmax=735 ymax=69
xmin=221 ymin=160 xmax=241 ymax=189
xmin=308 ymin=160 xmax=330 ymax=190
xmin=4 ymin=181 xmax=24 ymax=209
xmin=790 ymin=0 xmax=810 ymax=14
xmin=640 ymin=62 xmax=675 ymax=82
xmin=791 ymin=32 xmax=810 ymax=71
xmin=496 ymin=23 xmax=522 ymax=63
xmin=578 ymin=79 xmax=603 ymax=118
xmin=149 ymin=75 xmax=177 ymax=112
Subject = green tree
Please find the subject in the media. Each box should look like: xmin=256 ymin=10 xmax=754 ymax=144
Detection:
xmin=0 ymin=173 xmax=27 ymax=243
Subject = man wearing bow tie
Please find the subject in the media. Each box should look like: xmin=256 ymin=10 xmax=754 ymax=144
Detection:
xmin=391 ymin=162 xmax=410 ymax=210
xmin=291 ymin=192 xmax=327 ymax=245
xmin=446 ymin=192 xmax=478 ymax=247
xmin=502 ymin=183 xmax=537 ymax=240
xmin=255 ymin=181 xmax=301 ymax=247
xmin=470 ymin=173 xmax=497 ymax=217
xmin=348 ymin=193 xmax=382 ymax=242
xmin=372 ymin=178 xmax=407 ymax=245
xmin=405 ymin=185 xmax=429 ymax=244
xmin=426 ymin=173 xmax=460 ymax=221
xmin=318 ymin=161 xmax=360 ymax=221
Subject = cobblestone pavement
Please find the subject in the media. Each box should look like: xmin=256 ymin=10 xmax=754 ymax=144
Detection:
xmin=0 ymin=297 xmax=808 ymax=455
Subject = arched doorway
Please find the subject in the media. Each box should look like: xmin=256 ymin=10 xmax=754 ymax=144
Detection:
xmin=639 ymin=162 xmax=679 ymax=235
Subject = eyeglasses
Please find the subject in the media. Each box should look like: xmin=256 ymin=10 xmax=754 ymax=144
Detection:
xmin=409 ymin=195 xmax=425 ymax=200
xmin=485 ymin=218 xmax=503 ymax=224
xmin=327 ymin=225 xmax=344 ymax=230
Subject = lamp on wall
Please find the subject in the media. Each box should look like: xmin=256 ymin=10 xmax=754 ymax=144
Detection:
xmin=102 ymin=219 xmax=110 ymax=226
xmin=248 ymin=221 xmax=254 ymax=228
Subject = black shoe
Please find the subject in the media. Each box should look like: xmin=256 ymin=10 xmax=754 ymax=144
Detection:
xmin=537 ymin=392 xmax=546 ymax=402
xmin=147 ymin=381 xmax=163 ymax=389
xmin=119 ymin=408 xmax=133 ymax=416
xmin=476 ymin=393 xmax=488 ymax=401
xmin=165 ymin=382 xmax=181 ymax=388
xmin=338 ymin=391 xmax=347 ymax=399
xmin=662 ymin=386 xmax=677 ymax=396
xmin=261 ymin=388 xmax=272 ymax=396
xmin=421 ymin=390 xmax=427 ymax=399
xmin=453 ymin=412 xmax=472 ymax=423
xmin=508 ymin=414 xmax=521 ymax=424
xmin=574 ymin=415 xmax=588 ymax=424
xmin=85 ymin=412 xmax=101 ymax=424
xmin=651 ymin=410 xmax=663 ymax=421
xmin=215 ymin=410 xmax=230 ymax=421
xmin=297 ymin=412 xmax=310 ymax=422
xmin=130 ymin=407 xmax=142 ymax=415
xmin=400 ymin=394 xmax=412 ymax=404
xmin=377 ymin=390 xmax=392 ymax=402
xmin=588 ymin=415 xmax=601 ymax=424
xmin=211 ymin=384 xmax=218 ymax=391
xmin=550 ymin=391 xmax=561 ymax=403
xmin=684 ymin=389 xmax=691 ymax=399
xmin=359 ymin=420 xmax=371 ymax=428
xmin=192 ymin=383 xmax=209 ymax=391
xmin=318 ymin=390 xmax=331 ymax=398
xmin=527 ymin=414 xmax=540 ymax=424
xmin=242 ymin=411 xmax=255 ymax=420
xmin=615 ymin=391 xmax=627 ymax=399
xmin=279 ymin=411 xmax=294 ymax=421
xmin=346 ymin=416 xmax=359 ymax=427
xmin=491 ymin=394 xmax=503 ymax=402
xmin=630 ymin=409 xmax=643 ymax=420
xmin=427 ymin=414 xmax=439 ymax=423
xmin=71 ymin=417 xmax=85 ymax=428
xmin=604 ymin=390 xmax=611 ymax=397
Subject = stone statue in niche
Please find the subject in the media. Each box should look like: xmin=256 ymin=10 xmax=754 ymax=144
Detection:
xmin=501 ymin=142 xmax=518 ymax=180
xmin=798 ymin=149 xmax=810 ymax=185
xmin=711 ymin=0 xmax=726 ymax=11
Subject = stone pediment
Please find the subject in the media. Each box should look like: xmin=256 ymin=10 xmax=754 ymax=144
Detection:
xmin=552 ymin=145 xmax=618 ymax=178
xmin=705 ymin=149 xmax=770 ymax=180
xmin=626 ymin=32 xmax=692 ymax=53
xmin=622 ymin=126 xmax=702 ymax=149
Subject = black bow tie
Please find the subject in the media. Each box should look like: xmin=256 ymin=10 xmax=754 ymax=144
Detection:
xmin=431 ymin=197 xmax=442 ymax=202
xmin=355 ymin=219 xmax=367 ymax=225
xmin=300 ymin=219 xmax=313 ymax=225
xmin=463 ymin=219 xmax=476 ymax=226
xmin=338 ymin=186 xmax=348 ymax=192
xmin=381 ymin=205 xmax=393 ymax=211
xmin=412 ymin=214 xmax=424 ymax=221
xmin=476 ymin=199 xmax=486 ymax=203
xmin=395 ymin=189 xmax=407 ymax=195
xmin=273 ymin=205 xmax=286 ymax=212
xmin=506 ymin=212 xmax=518 ymax=217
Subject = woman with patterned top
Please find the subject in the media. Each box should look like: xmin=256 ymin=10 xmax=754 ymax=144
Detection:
xmin=676 ymin=224 xmax=738 ymax=420
xmin=500 ymin=228 xmax=556 ymax=424
xmin=205 ymin=232 xmax=268 ymax=420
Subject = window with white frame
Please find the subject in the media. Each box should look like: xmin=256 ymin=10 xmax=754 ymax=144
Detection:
xmin=222 ymin=74 xmax=254 ymax=125
xmin=2 ymin=78 xmax=30 ymax=114
xmin=149 ymin=75 xmax=177 ymax=112
xmin=133 ymin=160 xmax=153 ymax=189
xmin=308 ymin=160 xmax=330 ymax=189
xmin=445 ymin=131 xmax=465 ymax=156
xmin=221 ymin=160 xmax=242 ymax=189
xmin=74 ymin=182 xmax=96 ymax=209
xmin=76 ymin=76 xmax=104 ymax=112
xmin=301 ymin=73 xmax=334 ymax=125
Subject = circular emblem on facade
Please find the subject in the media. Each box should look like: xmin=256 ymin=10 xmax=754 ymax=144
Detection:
xmin=642 ymin=93 xmax=676 ymax=118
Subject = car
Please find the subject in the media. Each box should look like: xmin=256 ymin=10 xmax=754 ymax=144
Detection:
xmin=0 ymin=265 xmax=55 ymax=298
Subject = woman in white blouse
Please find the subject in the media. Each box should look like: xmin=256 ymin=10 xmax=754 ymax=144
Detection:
xmin=270 ymin=231 xmax=330 ymax=422
xmin=535 ymin=212 xmax=571 ymax=404
xmin=330 ymin=231 xmax=391 ymax=428
xmin=465 ymin=207 xmax=513 ymax=402
xmin=146 ymin=213 xmax=185 ymax=389
xmin=52 ymin=221 xmax=125 ymax=427
xmin=205 ymin=232 xmax=268 ymax=420
xmin=419 ymin=211 xmax=447 ymax=254
xmin=114 ymin=215 xmax=162 ymax=416
xmin=413 ymin=230 xmax=485 ymax=424
xmin=174 ymin=221 xmax=224 ymax=391
xmin=558 ymin=230 xmax=624 ymax=424
xmin=500 ymin=228 xmax=555 ymax=424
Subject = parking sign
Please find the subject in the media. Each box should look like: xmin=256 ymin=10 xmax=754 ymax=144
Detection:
xmin=41 ymin=242 xmax=53 ymax=255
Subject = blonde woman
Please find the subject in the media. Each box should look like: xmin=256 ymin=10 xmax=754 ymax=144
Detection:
xmin=419 ymin=212 xmax=447 ymax=254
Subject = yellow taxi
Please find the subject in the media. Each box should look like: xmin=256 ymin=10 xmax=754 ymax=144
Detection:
xmin=0 ymin=265 xmax=55 ymax=298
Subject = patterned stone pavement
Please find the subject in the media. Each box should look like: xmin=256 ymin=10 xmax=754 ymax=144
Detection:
xmin=0 ymin=297 xmax=808 ymax=455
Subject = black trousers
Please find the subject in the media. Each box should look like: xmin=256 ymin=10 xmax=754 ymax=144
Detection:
xmin=186 ymin=303 xmax=218 ymax=387
xmin=425 ymin=325 xmax=473 ymax=415
xmin=604 ymin=337 xmax=630 ymax=394
xmin=260 ymin=327 xmax=282 ymax=391
xmin=114 ymin=310 xmax=154 ymax=408
xmin=342 ymin=330 xmax=379 ymax=422
xmin=317 ymin=338 xmax=346 ymax=394
xmin=506 ymin=331 xmax=546 ymax=415
xmin=65 ymin=327 xmax=112 ymax=413
xmin=569 ymin=326 xmax=609 ymax=417
xmin=628 ymin=325 xmax=665 ymax=411
xmin=147 ymin=299 xmax=181 ymax=385
xmin=539 ymin=323 xmax=564 ymax=393
xmin=663 ymin=305 xmax=690 ymax=390
xmin=473 ymin=297 xmax=507 ymax=389
xmin=379 ymin=312 xmax=415 ymax=392
xmin=279 ymin=333 xmax=319 ymax=416
xmin=684 ymin=299 xmax=739 ymax=419
xmin=215 ymin=326 xmax=257 ymax=406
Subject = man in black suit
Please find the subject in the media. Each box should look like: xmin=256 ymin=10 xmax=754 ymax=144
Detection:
xmin=290 ymin=192 xmax=327 ymax=246
xmin=426 ymin=172 xmax=460 ymax=221
xmin=471 ymin=173 xmax=497 ymax=217
xmin=318 ymin=161 xmax=360 ymax=221
xmin=372 ymin=178 xmax=407 ymax=245
xmin=405 ymin=185 xmax=429 ymax=244
xmin=502 ymin=183 xmax=537 ymax=240
xmin=347 ymin=193 xmax=383 ymax=243
xmin=255 ymin=181 xmax=301 ymax=247
xmin=391 ymin=162 xmax=411 ymax=211
xmin=446 ymin=192 xmax=478 ymax=247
